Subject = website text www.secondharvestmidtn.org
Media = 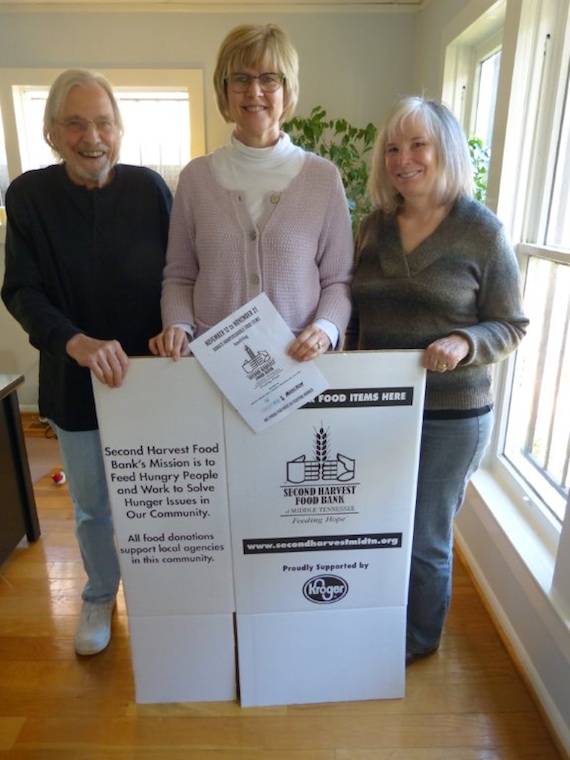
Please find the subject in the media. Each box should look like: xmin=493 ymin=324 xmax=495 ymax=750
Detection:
xmin=242 ymin=533 xmax=402 ymax=555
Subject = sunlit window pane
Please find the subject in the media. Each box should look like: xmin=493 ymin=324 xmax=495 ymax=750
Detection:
xmin=117 ymin=91 xmax=190 ymax=193
xmin=474 ymin=49 xmax=501 ymax=149
xmin=0 ymin=107 xmax=11 ymax=206
xmin=469 ymin=49 xmax=500 ymax=203
xmin=504 ymin=254 xmax=570 ymax=521
xmin=546 ymin=66 xmax=570 ymax=249
xmin=13 ymin=87 xmax=53 ymax=171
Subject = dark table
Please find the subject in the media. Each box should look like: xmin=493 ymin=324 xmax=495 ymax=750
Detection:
xmin=0 ymin=374 xmax=40 ymax=565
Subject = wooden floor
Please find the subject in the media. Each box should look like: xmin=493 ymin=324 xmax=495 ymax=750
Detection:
xmin=0 ymin=443 xmax=563 ymax=759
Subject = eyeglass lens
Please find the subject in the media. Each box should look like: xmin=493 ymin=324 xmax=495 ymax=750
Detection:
xmin=59 ymin=119 xmax=115 ymax=134
xmin=226 ymin=73 xmax=284 ymax=93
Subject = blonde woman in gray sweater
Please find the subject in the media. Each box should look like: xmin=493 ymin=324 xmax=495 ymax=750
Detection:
xmin=150 ymin=23 xmax=353 ymax=362
xmin=347 ymin=96 xmax=528 ymax=666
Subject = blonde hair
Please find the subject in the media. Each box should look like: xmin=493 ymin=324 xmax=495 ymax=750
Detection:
xmin=368 ymin=96 xmax=473 ymax=214
xmin=213 ymin=23 xmax=299 ymax=124
xmin=43 ymin=68 xmax=123 ymax=152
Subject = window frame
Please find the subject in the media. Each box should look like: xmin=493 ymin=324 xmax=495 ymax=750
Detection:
xmin=442 ymin=0 xmax=570 ymax=616
xmin=495 ymin=0 xmax=570 ymax=527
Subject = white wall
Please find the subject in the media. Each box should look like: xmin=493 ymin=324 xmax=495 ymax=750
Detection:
xmin=0 ymin=6 xmax=417 ymax=407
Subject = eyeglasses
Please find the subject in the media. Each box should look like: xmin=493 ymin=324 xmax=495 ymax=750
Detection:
xmin=224 ymin=72 xmax=285 ymax=94
xmin=56 ymin=118 xmax=117 ymax=135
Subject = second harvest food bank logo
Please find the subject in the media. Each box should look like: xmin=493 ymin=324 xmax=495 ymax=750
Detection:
xmin=282 ymin=426 xmax=358 ymax=524
xmin=286 ymin=426 xmax=355 ymax=484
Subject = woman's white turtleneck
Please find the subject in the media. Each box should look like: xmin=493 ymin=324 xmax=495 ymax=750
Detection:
xmin=211 ymin=131 xmax=305 ymax=224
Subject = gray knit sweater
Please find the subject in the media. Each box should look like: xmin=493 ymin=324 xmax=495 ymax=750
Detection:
xmin=347 ymin=196 xmax=529 ymax=412
xmin=161 ymin=151 xmax=353 ymax=339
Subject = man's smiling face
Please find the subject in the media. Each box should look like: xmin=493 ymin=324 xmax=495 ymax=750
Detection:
xmin=50 ymin=83 xmax=121 ymax=189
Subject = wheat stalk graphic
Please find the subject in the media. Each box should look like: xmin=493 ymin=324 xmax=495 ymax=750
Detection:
xmin=314 ymin=426 xmax=330 ymax=479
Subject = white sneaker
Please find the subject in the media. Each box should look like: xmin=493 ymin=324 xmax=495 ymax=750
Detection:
xmin=74 ymin=599 xmax=115 ymax=655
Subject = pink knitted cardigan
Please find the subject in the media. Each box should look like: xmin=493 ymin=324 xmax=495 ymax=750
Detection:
xmin=161 ymin=151 xmax=353 ymax=339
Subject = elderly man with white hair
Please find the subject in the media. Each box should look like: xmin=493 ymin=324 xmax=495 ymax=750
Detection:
xmin=2 ymin=69 xmax=172 ymax=656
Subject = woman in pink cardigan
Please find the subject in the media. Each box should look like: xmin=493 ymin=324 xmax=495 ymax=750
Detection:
xmin=150 ymin=23 xmax=353 ymax=362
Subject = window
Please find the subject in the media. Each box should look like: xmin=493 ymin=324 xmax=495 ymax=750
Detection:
xmin=501 ymin=57 xmax=570 ymax=523
xmin=444 ymin=0 xmax=569 ymax=529
xmin=13 ymin=86 xmax=191 ymax=194
xmin=113 ymin=91 xmax=190 ymax=193
xmin=0 ymin=68 xmax=205 ymax=196
xmin=469 ymin=46 xmax=501 ymax=201
xmin=546 ymin=65 xmax=570 ymax=248
xmin=472 ymin=47 xmax=501 ymax=150
xmin=442 ymin=13 xmax=503 ymax=203
xmin=504 ymin=249 xmax=569 ymax=521
xmin=12 ymin=86 xmax=52 ymax=172
xmin=0 ymin=106 xmax=9 ymax=207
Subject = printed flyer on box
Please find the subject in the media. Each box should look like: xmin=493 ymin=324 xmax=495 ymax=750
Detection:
xmin=190 ymin=293 xmax=328 ymax=433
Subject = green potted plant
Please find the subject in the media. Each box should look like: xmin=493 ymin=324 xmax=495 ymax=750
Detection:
xmin=468 ymin=134 xmax=491 ymax=202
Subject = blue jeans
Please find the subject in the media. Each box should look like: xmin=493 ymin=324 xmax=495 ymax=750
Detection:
xmin=407 ymin=411 xmax=493 ymax=656
xmin=49 ymin=423 xmax=120 ymax=604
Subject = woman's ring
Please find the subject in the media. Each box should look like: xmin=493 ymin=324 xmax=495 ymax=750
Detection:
xmin=316 ymin=340 xmax=322 ymax=351
xmin=439 ymin=362 xmax=448 ymax=371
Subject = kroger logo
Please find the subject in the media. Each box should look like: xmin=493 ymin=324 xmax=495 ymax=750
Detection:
xmin=303 ymin=575 xmax=348 ymax=604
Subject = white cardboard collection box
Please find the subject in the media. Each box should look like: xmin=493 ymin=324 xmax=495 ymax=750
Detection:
xmin=93 ymin=351 xmax=425 ymax=706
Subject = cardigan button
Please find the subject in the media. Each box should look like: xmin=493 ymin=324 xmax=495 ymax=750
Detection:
xmin=250 ymin=274 xmax=260 ymax=285
xmin=269 ymin=193 xmax=280 ymax=204
xmin=249 ymin=230 xmax=258 ymax=241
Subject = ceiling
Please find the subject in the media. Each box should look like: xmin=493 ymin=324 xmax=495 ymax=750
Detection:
xmin=0 ymin=0 xmax=422 ymax=7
